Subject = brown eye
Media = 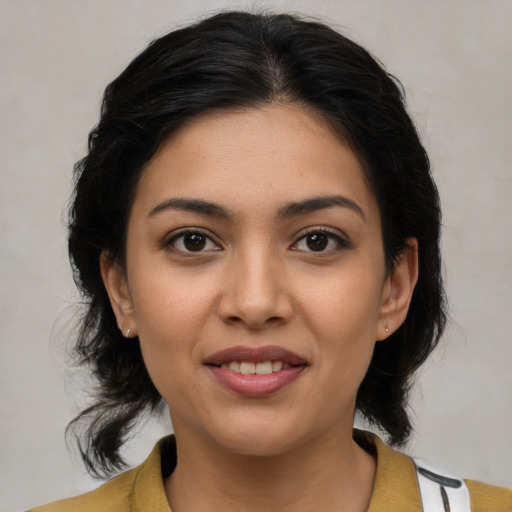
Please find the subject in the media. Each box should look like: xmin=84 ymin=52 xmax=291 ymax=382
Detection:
xmin=293 ymin=230 xmax=348 ymax=253
xmin=306 ymin=233 xmax=328 ymax=251
xmin=168 ymin=231 xmax=219 ymax=253
xmin=183 ymin=233 xmax=207 ymax=251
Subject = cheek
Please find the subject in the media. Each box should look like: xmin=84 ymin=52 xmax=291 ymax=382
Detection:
xmin=296 ymin=265 xmax=383 ymax=377
xmin=128 ymin=267 xmax=219 ymax=387
xmin=299 ymin=266 xmax=383 ymax=338
xmin=131 ymin=279 xmax=209 ymax=410
xmin=131 ymin=264 xmax=214 ymax=335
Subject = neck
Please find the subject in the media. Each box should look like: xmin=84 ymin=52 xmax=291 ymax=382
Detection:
xmin=165 ymin=423 xmax=376 ymax=512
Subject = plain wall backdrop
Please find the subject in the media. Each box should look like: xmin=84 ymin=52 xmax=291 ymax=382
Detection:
xmin=1 ymin=1 xmax=510 ymax=510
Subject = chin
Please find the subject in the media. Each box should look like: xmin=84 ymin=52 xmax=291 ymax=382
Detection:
xmin=216 ymin=434 xmax=301 ymax=458
xmin=202 ymin=413 xmax=313 ymax=458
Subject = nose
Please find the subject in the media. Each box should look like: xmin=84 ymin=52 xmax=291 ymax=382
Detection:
xmin=218 ymin=249 xmax=294 ymax=329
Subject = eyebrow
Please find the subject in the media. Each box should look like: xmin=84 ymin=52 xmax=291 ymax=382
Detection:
xmin=277 ymin=195 xmax=366 ymax=221
xmin=148 ymin=198 xmax=232 ymax=219
xmin=148 ymin=194 xmax=365 ymax=221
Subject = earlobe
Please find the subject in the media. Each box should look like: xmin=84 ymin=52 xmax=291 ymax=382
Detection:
xmin=100 ymin=252 xmax=137 ymax=338
xmin=377 ymin=239 xmax=419 ymax=340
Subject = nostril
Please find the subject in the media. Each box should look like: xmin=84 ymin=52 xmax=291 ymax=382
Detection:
xmin=218 ymin=286 xmax=294 ymax=328
xmin=224 ymin=315 xmax=285 ymax=329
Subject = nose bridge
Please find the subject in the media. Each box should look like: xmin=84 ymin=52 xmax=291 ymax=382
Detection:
xmin=219 ymin=241 xmax=292 ymax=327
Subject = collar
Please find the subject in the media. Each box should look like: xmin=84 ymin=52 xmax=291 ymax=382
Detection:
xmin=132 ymin=431 xmax=421 ymax=512
xmin=131 ymin=436 xmax=175 ymax=511
xmin=354 ymin=430 xmax=422 ymax=512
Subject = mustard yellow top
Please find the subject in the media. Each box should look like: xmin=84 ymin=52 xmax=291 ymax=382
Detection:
xmin=30 ymin=432 xmax=512 ymax=512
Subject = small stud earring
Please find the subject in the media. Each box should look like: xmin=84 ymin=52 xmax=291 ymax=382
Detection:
xmin=385 ymin=327 xmax=390 ymax=333
xmin=125 ymin=328 xmax=131 ymax=337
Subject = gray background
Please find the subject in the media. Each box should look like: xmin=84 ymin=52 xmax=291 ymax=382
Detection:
xmin=1 ymin=1 xmax=510 ymax=510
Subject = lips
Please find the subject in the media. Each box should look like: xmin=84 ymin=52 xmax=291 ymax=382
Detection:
xmin=204 ymin=345 xmax=307 ymax=397
xmin=204 ymin=345 xmax=306 ymax=366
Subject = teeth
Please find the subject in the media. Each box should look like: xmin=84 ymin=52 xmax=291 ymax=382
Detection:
xmin=240 ymin=362 xmax=256 ymax=375
xmin=272 ymin=361 xmax=283 ymax=372
xmin=220 ymin=360 xmax=290 ymax=374
xmin=255 ymin=361 xmax=273 ymax=375
xmin=228 ymin=361 xmax=240 ymax=372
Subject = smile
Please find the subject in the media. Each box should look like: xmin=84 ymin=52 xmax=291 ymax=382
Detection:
xmin=204 ymin=346 xmax=307 ymax=397
xmin=220 ymin=361 xmax=289 ymax=374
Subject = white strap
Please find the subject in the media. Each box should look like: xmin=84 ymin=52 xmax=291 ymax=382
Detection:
xmin=414 ymin=458 xmax=471 ymax=512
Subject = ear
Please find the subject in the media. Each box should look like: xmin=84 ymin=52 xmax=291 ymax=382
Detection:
xmin=100 ymin=252 xmax=137 ymax=338
xmin=376 ymin=238 xmax=419 ymax=341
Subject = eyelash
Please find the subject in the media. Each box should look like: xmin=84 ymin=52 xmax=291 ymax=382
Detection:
xmin=163 ymin=227 xmax=350 ymax=254
xmin=164 ymin=229 xmax=221 ymax=253
xmin=292 ymin=228 xmax=351 ymax=253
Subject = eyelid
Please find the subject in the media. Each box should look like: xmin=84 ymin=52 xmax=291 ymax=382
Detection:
xmin=291 ymin=226 xmax=351 ymax=252
xmin=163 ymin=227 xmax=222 ymax=252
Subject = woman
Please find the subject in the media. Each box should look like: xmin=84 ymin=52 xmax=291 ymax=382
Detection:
xmin=30 ymin=11 xmax=511 ymax=512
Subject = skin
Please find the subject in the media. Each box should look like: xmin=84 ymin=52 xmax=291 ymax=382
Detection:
xmin=102 ymin=104 xmax=418 ymax=512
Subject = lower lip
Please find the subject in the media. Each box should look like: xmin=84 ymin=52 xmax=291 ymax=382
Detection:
xmin=207 ymin=365 xmax=305 ymax=397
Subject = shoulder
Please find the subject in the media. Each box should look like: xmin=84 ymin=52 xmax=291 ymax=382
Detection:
xmin=355 ymin=429 xmax=512 ymax=512
xmin=28 ymin=437 xmax=175 ymax=512
xmin=466 ymin=479 xmax=512 ymax=512
xmin=27 ymin=469 xmax=136 ymax=512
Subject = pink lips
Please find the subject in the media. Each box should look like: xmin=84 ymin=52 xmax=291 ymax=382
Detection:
xmin=204 ymin=345 xmax=307 ymax=397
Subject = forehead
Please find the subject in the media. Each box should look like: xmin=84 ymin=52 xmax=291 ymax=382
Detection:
xmin=134 ymin=104 xmax=378 ymax=222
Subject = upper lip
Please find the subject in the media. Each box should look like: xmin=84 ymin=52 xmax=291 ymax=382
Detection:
xmin=204 ymin=345 xmax=307 ymax=366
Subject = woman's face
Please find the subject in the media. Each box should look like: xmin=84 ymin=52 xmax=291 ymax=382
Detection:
xmin=103 ymin=104 xmax=416 ymax=456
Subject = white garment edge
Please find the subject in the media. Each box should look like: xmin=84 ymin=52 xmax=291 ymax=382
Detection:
xmin=413 ymin=458 xmax=471 ymax=512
